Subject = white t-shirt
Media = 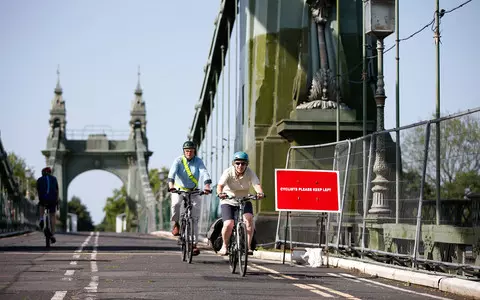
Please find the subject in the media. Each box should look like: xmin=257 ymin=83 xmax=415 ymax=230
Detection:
xmin=218 ymin=166 xmax=260 ymax=206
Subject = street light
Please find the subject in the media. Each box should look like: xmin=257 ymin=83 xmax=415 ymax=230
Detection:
xmin=25 ymin=168 xmax=32 ymax=200
xmin=365 ymin=0 xmax=395 ymax=215
xmin=156 ymin=171 xmax=168 ymax=230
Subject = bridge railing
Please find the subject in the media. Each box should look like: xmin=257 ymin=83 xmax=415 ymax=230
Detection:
xmin=66 ymin=126 xmax=130 ymax=140
xmin=134 ymin=128 xmax=157 ymax=233
xmin=276 ymin=107 xmax=480 ymax=279
xmin=0 ymin=134 xmax=38 ymax=233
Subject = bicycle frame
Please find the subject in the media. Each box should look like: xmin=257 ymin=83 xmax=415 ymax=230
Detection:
xmin=226 ymin=194 xmax=262 ymax=277
xmin=172 ymin=189 xmax=205 ymax=263
xmin=44 ymin=208 xmax=52 ymax=248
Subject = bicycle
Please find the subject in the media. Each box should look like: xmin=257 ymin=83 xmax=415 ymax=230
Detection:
xmin=171 ymin=189 xmax=207 ymax=263
xmin=43 ymin=207 xmax=54 ymax=248
xmin=223 ymin=194 xmax=263 ymax=277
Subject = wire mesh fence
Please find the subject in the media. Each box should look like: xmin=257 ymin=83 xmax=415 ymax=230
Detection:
xmin=275 ymin=108 xmax=480 ymax=278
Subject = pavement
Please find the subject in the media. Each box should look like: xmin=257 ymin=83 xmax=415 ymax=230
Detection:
xmin=151 ymin=230 xmax=480 ymax=299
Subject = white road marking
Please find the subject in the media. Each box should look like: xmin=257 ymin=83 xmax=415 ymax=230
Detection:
xmin=339 ymin=273 xmax=453 ymax=300
xmin=84 ymin=232 xmax=100 ymax=299
xmin=293 ymin=283 xmax=334 ymax=297
xmin=309 ymin=283 xmax=361 ymax=299
xmin=51 ymin=291 xmax=67 ymax=300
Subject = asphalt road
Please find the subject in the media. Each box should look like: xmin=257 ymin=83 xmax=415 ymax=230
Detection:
xmin=0 ymin=231 xmax=469 ymax=300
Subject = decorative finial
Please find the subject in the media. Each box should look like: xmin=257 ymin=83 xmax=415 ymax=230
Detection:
xmin=135 ymin=65 xmax=142 ymax=95
xmin=55 ymin=64 xmax=63 ymax=94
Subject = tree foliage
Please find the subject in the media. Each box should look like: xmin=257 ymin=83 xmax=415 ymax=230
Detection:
xmin=7 ymin=152 xmax=37 ymax=200
xmin=96 ymin=167 xmax=169 ymax=232
xmin=402 ymin=113 xmax=480 ymax=199
xmin=68 ymin=196 xmax=95 ymax=231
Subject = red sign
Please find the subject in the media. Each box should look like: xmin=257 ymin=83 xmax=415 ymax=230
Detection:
xmin=275 ymin=169 xmax=341 ymax=212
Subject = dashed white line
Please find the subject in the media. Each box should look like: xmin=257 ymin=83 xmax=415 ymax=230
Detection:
xmin=293 ymin=283 xmax=334 ymax=298
xmin=328 ymin=272 xmax=361 ymax=283
xmin=309 ymin=283 xmax=361 ymax=299
xmin=51 ymin=291 xmax=67 ymax=300
xmin=57 ymin=232 xmax=95 ymax=297
xmin=85 ymin=232 xmax=100 ymax=299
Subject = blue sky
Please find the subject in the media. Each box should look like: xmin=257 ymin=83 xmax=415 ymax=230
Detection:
xmin=0 ymin=0 xmax=478 ymax=225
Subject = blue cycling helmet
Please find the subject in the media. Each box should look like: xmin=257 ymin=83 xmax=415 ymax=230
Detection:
xmin=232 ymin=151 xmax=249 ymax=162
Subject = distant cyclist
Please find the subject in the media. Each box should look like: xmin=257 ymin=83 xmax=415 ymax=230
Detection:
xmin=167 ymin=141 xmax=212 ymax=256
xmin=36 ymin=167 xmax=59 ymax=244
xmin=216 ymin=151 xmax=264 ymax=255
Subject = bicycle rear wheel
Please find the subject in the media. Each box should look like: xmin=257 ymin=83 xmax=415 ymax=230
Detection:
xmin=186 ymin=217 xmax=194 ymax=264
xmin=44 ymin=215 xmax=50 ymax=248
xmin=237 ymin=222 xmax=248 ymax=277
xmin=228 ymin=233 xmax=237 ymax=274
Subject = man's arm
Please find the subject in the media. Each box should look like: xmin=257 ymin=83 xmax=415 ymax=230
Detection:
xmin=167 ymin=159 xmax=178 ymax=190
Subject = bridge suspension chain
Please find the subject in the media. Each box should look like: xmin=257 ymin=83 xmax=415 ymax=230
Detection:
xmin=47 ymin=127 xmax=61 ymax=173
xmin=134 ymin=128 xmax=157 ymax=233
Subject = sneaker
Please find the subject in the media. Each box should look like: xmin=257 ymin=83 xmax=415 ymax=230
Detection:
xmin=247 ymin=250 xmax=254 ymax=255
xmin=39 ymin=220 xmax=44 ymax=230
xmin=218 ymin=246 xmax=228 ymax=256
xmin=192 ymin=246 xmax=200 ymax=256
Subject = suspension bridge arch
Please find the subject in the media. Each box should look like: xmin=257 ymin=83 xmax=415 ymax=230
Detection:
xmin=41 ymin=71 xmax=156 ymax=233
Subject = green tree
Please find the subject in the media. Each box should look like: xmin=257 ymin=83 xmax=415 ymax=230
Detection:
xmin=442 ymin=171 xmax=480 ymax=199
xmin=97 ymin=167 xmax=169 ymax=232
xmin=68 ymin=196 xmax=95 ymax=231
xmin=96 ymin=186 xmax=128 ymax=232
xmin=402 ymin=112 xmax=480 ymax=197
xmin=7 ymin=152 xmax=36 ymax=200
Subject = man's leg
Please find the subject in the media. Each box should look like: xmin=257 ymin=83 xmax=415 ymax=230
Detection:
xmin=48 ymin=203 xmax=57 ymax=243
xmin=191 ymin=194 xmax=202 ymax=255
xmin=38 ymin=203 xmax=45 ymax=229
xmin=170 ymin=193 xmax=181 ymax=236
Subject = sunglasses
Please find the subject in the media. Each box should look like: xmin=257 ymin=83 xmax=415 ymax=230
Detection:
xmin=234 ymin=161 xmax=247 ymax=166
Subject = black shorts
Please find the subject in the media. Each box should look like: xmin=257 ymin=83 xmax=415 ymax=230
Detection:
xmin=39 ymin=199 xmax=57 ymax=213
xmin=221 ymin=201 xmax=253 ymax=221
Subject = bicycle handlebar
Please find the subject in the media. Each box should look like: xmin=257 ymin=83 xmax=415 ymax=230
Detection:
xmin=170 ymin=189 xmax=209 ymax=196
xmin=221 ymin=193 xmax=265 ymax=201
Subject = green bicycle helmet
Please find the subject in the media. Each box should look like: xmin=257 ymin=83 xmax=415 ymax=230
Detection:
xmin=182 ymin=141 xmax=196 ymax=150
xmin=232 ymin=151 xmax=249 ymax=162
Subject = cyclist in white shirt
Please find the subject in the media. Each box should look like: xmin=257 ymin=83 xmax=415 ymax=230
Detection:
xmin=216 ymin=151 xmax=264 ymax=255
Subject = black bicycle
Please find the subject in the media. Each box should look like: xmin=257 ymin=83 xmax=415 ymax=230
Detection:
xmin=224 ymin=194 xmax=263 ymax=277
xmin=172 ymin=189 xmax=207 ymax=263
xmin=43 ymin=207 xmax=54 ymax=248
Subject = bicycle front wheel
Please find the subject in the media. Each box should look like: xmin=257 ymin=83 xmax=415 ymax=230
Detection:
xmin=228 ymin=234 xmax=237 ymax=274
xmin=237 ymin=222 xmax=248 ymax=277
xmin=180 ymin=219 xmax=187 ymax=261
xmin=186 ymin=217 xmax=194 ymax=264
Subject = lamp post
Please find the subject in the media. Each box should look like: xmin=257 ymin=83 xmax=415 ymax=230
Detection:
xmin=157 ymin=171 xmax=167 ymax=230
xmin=25 ymin=168 xmax=32 ymax=200
xmin=365 ymin=0 xmax=395 ymax=215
